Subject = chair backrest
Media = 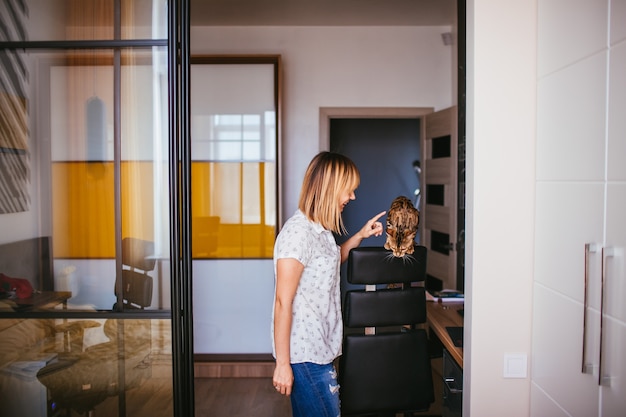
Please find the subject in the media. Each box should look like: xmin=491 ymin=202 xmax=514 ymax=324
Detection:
xmin=115 ymin=238 xmax=155 ymax=309
xmin=122 ymin=237 xmax=156 ymax=272
xmin=339 ymin=245 xmax=434 ymax=416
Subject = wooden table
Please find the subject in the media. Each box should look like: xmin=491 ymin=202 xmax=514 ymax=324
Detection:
xmin=426 ymin=300 xmax=464 ymax=368
xmin=13 ymin=291 xmax=72 ymax=311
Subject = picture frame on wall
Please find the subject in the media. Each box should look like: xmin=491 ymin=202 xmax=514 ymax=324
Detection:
xmin=0 ymin=93 xmax=29 ymax=214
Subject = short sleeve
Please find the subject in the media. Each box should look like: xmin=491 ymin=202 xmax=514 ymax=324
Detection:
xmin=274 ymin=220 xmax=314 ymax=266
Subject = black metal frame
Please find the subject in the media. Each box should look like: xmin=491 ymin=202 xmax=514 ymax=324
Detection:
xmin=170 ymin=1 xmax=195 ymax=416
xmin=0 ymin=1 xmax=195 ymax=416
xmin=456 ymin=0 xmax=467 ymax=293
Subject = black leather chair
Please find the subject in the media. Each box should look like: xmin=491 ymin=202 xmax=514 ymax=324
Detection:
xmin=339 ymin=246 xmax=434 ymax=417
xmin=51 ymin=237 xmax=154 ymax=354
xmin=115 ymin=237 xmax=155 ymax=310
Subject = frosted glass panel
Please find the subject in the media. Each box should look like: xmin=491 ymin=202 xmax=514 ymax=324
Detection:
xmin=189 ymin=56 xmax=279 ymax=259
xmin=191 ymin=62 xmax=277 ymax=162
xmin=23 ymin=0 xmax=167 ymax=41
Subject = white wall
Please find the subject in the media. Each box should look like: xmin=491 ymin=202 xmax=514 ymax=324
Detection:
xmin=190 ymin=25 xmax=455 ymax=353
xmin=0 ymin=208 xmax=40 ymax=245
xmin=193 ymin=259 xmax=274 ymax=354
xmin=192 ymin=25 xmax=454 ymax=217
xmin=465 ymin=0 xmax=536 ymax=415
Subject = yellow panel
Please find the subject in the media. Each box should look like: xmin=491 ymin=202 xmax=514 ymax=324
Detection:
xmin=52 ymin=162 xmax=154 ymax=258
xmin=52 ymin=161 xmax=275 ymax=259
xmin=52 ymin=162 xmax=115 ymax=257
xmin=121 ymin=161 xmax=155 ymax=242
xmin=191 ymin=161 xmax=275 ymax=259
xmin=191 ymin=162 xmax=212 ymax=216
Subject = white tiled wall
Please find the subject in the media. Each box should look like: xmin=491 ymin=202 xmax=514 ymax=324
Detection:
xmin=537 ymin=0 xmax=608 ymax=76
xmin=608 ymin=41 xmax=626 ymax=180
xmin=532 ymin=285 xmax=600 ymax=417
xmin=610 ymin=0 xmax=626 ymax=45
xmin=536 ymin=52 xmax=607 ymax=181
xmin=532 ymin=0 xmax=626 ymax=415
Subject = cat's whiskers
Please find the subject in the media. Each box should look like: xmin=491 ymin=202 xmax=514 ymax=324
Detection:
xmin=382 ymin=251 xmax=418 ymax=266
xmin=383 ymin=252 xmax=397 ymax=262
xmin=398 ymin=253 xmax=416 ymax=265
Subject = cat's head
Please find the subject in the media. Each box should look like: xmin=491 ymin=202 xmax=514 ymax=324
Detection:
xmin=383 ymin=196 xmax=419 ymax=258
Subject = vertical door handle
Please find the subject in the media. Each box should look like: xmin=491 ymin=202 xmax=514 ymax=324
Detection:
xmin=582 ymin=243 xmax=598 ymax=374
xmin=598 ymin=246 xmax=615 ymax=386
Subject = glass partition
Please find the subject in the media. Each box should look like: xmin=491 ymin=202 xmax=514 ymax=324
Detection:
xmin=189 ymin=56 xmax=280 ymax=358
xmin=18 ymin=0 xmax=167 ymax=41
xmin=0 ymin=1 xmax=174 ymax=416
xmin=45 ymin=49 xmax=171 ymax=311
xmin=0 ymin=318 xmax=172 ymax=417
xmin=190 ymin=56 xmax=279 ymax=260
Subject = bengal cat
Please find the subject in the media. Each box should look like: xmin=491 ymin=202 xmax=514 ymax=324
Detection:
xmin=384 ymin=195 xmax=419 ymax=258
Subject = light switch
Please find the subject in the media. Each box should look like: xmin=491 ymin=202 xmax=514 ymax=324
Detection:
xmin=503 ymin=353 xmax=527 ymax=378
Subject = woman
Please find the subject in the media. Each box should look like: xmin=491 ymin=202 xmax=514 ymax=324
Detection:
xmin=271 ymin=151 xmax=385 ymax=417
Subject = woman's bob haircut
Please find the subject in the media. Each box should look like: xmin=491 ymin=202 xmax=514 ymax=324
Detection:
xmin=298 ymin=151 xmax=360 ymax=234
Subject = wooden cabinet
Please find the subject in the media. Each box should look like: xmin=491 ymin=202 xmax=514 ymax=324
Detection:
xmin=601 ymin=184 xmax=626 ymax=415
xmin=531 ymin=2 xmax=626 ymax=416
xmin=532 ymin=183 xmax=603 ymax=417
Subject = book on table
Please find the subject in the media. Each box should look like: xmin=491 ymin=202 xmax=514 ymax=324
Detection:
xmin=426 ymin=289 xmax=464 ymax=303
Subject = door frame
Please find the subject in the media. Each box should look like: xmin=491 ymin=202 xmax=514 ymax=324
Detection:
xmin=320 ymin=106 xmax=462 ymax=292
xmin=319 ymin=106 xmax=433 ymax=247
xmin=423 ymin=107 xmax=459 ymax=291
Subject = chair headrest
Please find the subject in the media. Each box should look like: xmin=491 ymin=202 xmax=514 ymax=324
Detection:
xmin=347 ymin=246 xmax=426 ymax=285
xmin=122 ymin=238 xmax=156 ymax=271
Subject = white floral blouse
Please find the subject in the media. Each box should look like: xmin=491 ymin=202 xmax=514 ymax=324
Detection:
xmin=271 ymin=210 xmax=343 ymax=365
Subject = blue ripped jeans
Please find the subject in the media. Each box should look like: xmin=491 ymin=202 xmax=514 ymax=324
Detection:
xmin=290 ymin=362 xmax=340 ymax=417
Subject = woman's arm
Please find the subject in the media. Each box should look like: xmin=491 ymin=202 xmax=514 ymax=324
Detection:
xmin=339 ymin=210 xmax=386 ymax=263
xmin=272 ymin=257 xmax=304 ymax=396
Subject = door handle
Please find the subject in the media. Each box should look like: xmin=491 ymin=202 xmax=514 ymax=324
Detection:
xmin=581 ymin=243 xmax=598 ymax=374
xmin=598 ymin=246 xmax=620 ymax=386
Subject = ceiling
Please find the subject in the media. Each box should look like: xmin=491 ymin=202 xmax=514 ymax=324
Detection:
xmin=189 ymin=0 xmax=456 ymax=27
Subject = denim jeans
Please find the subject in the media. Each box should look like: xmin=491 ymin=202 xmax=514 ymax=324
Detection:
xmin=290 ymin=362 xmax=340 ymax=417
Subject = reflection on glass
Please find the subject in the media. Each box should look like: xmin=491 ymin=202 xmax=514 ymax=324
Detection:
xmin=22 ymin=0 xmax=167 ymax=41
xmin=190 ymin=62 xmax=278 ymax=259
xmin=0 ymin=318 xmax=172 ymax=417
xmin=43 ymin=49 xmax=171 ymax=311
xmin=1 ymin=2 xmax=174 ymax=416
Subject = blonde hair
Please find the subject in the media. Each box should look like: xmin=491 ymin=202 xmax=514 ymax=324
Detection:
xmin=298 ymin=152 xmax=360 ymax=234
